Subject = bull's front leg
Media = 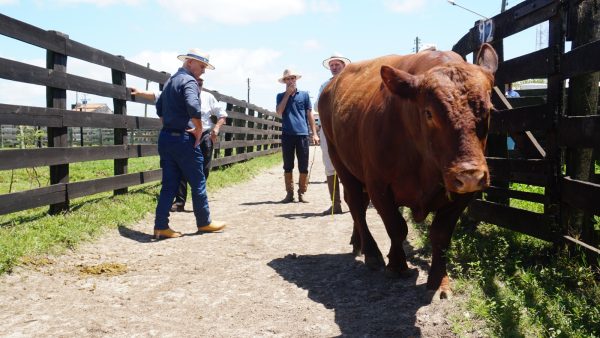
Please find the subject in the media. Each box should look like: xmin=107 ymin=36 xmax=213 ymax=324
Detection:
xmin=370 ymin=185 xmax=412 ymax=278
xmin=427 ymin=193 xmax=473 ymax=299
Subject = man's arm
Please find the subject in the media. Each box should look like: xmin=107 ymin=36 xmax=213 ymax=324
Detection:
xmin=183 ymin=80 xmax=203 ymax=147
xmin=211 ymin=116 xmax=226 ymax=142
xmin=131 ymin=88 xmax=157 ymax=102
xmin=186 ymin=118 xmax=203 ymax=148
xmin=307 ymin=109 xmax=319 ymax=145
xmin=276 ymin=93 xmax=290 ymax=116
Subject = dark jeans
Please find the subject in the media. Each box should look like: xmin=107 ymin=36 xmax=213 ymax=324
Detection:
xmin=173 ymin=130 xmax=213 ymax=206
xmin=154 ymin=129 xmax=211 ymax=229
xmin=282 ymin=134 xmax=309 ymax=173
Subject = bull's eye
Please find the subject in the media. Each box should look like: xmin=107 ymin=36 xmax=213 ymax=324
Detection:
xmin=425 ymin=110 xmax=433 ymax=120
xmin=476 ymin=120 xmax=489 ymax=139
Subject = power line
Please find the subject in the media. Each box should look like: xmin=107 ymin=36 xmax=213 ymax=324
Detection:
xmin=447 ymin=0 xmax=489 ymax=20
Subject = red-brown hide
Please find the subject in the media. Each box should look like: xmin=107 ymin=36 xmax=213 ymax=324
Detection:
xmin=318 ymin=44 xmax=498 ymax=297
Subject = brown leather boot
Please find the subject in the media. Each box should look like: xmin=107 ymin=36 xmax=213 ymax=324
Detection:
xmin=298 ymin=173 xmax=309 ymax=203
xmin=281 ymin=172 xmax=294 ymax=203
xmin=323 ymin=174 xmax=342 ymax=215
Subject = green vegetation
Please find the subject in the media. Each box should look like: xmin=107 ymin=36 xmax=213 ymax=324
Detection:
xmin=410 ymin=184 xmax=599 ymax=338
xmin=0 ymin=156 xmax=162 ymax=194
xmin=0 ymin=153 xmax=282 ymax=275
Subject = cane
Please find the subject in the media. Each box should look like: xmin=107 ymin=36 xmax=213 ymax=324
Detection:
xmin=307 ymin=142 xmax=317 ymax=183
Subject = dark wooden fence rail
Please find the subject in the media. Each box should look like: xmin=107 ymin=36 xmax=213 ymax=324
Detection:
xmin=453 ymin=0 xmax=599 ymax=254
xmin=0 ymin=13 xmax=281 ymax=215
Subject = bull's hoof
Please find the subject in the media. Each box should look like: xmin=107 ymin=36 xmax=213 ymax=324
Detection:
xmin=384 ymin=267 xmax=418 ymax=279
xmin=351 ymin=244 xmax=362 ymax=257
xmin=423 ymin=287 xmax=453 ymax=302
xmin=364 ymin=254 xmax=385 ymax=271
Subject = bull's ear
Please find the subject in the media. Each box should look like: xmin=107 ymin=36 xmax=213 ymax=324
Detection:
xmin=476 ymin=43 xmax=498 ymax=74
xmin=380 ymin=65 xmax=419 ymax=99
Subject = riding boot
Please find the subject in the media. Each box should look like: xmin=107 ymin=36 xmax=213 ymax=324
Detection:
xmin=323 ymin=175 xmax=342 ymax=215
xmin=298 ymin=173 xmax=309 ymax=203
xmin=281 ymin=172 xmax=294 ymax=203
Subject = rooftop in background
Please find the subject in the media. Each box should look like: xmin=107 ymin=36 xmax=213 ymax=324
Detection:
xmin=71 ymin=103 xmax=112 ymax=114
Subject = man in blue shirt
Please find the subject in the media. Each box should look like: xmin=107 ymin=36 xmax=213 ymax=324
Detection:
xmin=153 ymin=48 xmax=226 ymax=239
xmin=276 ymin=69 xmax=319 ymax=203
xmin=505 ymin=83 xmax=520 ymax=98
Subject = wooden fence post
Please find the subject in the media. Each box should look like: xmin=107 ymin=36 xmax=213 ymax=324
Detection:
xmin=235 ymin=105 xmax=247 ymax=156
xmin=112 ymin=55 xmax=128 ymax=195
xmin=224 ymin=103 xmax=234 ymax=158
xmin=563 ymin=0 xmax=600 ymax=247
xmin=547 ymin=5 xmax=568 ymax=242
xmin=247 ymin=108 xmax=255 ymax=153
xmin=47 ymin=30 xmax=69 ymax=214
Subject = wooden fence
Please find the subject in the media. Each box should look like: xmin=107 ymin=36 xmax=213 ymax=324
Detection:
xmin=0 ymin=13 xmax=282 ymax=216
xmin=452 ymin=0 xmax=599 ymax=253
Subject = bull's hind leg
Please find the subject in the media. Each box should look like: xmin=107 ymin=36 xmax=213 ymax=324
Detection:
xmin=369 ymin=186 xmax=412 ymax=278
xmin=348 ymin=189 xmax=369 ymax=256
xmin=427 ymin=193 xmax=473 ymax=299
xmin=337 ymin=172 xmax=384 ymax=270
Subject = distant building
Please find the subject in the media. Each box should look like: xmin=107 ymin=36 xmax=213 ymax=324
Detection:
xmin=71 ymin=103 xmax=112 ymax=114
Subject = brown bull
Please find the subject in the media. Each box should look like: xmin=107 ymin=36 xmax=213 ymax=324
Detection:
xmin=318 ymin=44 xmax=498 ymax=298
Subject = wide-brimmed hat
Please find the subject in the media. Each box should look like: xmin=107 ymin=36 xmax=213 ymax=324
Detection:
xmin=177 ymin=48 xmax=215 ymax=70
xmin=278 ymin=69 xmax=302 ymax=83
xmin=322 ymin=54 xmax=351 ymax=69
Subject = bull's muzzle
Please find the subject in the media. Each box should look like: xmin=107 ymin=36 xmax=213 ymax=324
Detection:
xmin=448 ymin=163 xmax=490 ymax=194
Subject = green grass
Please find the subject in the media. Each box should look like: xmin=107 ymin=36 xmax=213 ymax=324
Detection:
xmin=0 ymin=157 xmax=162 ymax=194
xmin=408 ymin=186 xmax=600 ymax=337
xmin=0 ymin=153 xmax=282 ymax=275
xmin=447 ymin=223 xmax=599 ymax=338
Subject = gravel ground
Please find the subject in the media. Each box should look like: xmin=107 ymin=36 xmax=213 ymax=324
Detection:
xmin=0 ymin=146 xmax=466 ymax=337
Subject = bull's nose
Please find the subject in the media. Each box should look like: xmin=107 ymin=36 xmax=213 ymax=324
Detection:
xmin=452 ymin=169 xmax=488 ymax=193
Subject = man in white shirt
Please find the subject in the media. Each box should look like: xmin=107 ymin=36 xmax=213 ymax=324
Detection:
xmin=316 ymin=54 xmax=350 ymax=215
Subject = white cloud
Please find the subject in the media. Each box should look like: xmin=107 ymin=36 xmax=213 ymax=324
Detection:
xmin=56 ymin=0 xmax=141 ymax=6
xmin=0 ymin=0 xmax=18 ymax=5
xmin=128 ymin=48 xmax=284 ymax=112
xmin=309 ymin=0 xmax=340 ymax=13
xmin=157 ymin=0 xmax=306 ymax=25
xmin=385 ymin=0 xmax=427 ymax=13
xmin=0 ymin=80 xmax=45 ymax=107
xmin=303 ymin=39 xmax=320 ymax=50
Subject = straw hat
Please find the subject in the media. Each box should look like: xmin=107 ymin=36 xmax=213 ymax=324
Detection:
xmin=322 ymin=54 xmax=351 ymax=70
xmin=278 ymin=69 xmax=302 ymax=83
xmin=177 ymin=48 xmax=215 ymax=70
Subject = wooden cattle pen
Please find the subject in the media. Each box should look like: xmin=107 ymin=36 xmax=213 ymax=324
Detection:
xmin=0 ymin=13 xmax=282 ymax=216
xmin=452 ymin=0 xmax=599 ymax=254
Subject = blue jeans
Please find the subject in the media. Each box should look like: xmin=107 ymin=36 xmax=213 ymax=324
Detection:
xmin=174 ymin=130 xmax=213 ymax=206
xmin=282 ymin=134 xmax=309 ymax=173
xmin=155 ymin=129 xmax=211 ymax=230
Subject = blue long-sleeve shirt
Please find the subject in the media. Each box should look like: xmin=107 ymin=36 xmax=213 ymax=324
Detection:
xmin=156 ymin=67 xmax=202 ymax=130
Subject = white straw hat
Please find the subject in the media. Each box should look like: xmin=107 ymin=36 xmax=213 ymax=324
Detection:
xmin=322 ymin=53 xmax=351 ymax=70
xmin=177 ymin=48 xmax=215 ymax=70
xmin=278 ymin=69 xmax=302 ymax=83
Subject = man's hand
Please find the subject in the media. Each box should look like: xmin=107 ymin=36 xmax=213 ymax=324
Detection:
xmin=210 ymin=128 xmax=219 ymax=142
xmin=286 ymin=83 xmax=296 ymax=96
xmin=312 ymin=133 xmax=320 ymax=146
xmin=186 ymin=127 xmax=202 ymax=148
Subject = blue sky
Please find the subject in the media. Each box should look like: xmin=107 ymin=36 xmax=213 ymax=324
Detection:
xmin=0 ymin=0 xmax=544 ymax=117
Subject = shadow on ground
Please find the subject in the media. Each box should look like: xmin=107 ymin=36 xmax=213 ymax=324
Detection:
xmin=268 ymin=252 xmax=433 ymax=337
xmin=117 ymin=225 xmax=154 ymax=243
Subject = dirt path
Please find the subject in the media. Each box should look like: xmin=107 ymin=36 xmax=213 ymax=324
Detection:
xmin=0 ymin=146 xmax=460 ymax=337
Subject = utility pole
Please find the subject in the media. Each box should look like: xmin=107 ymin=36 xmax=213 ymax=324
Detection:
xmin=501 ymin=0 xmax=507 ymax=12
xmin=247 ymin=78 xmax=250 ymax=104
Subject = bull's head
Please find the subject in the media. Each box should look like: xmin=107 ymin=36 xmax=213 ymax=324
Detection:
xmin=380 ymin=43 xmax=498 ymax=194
